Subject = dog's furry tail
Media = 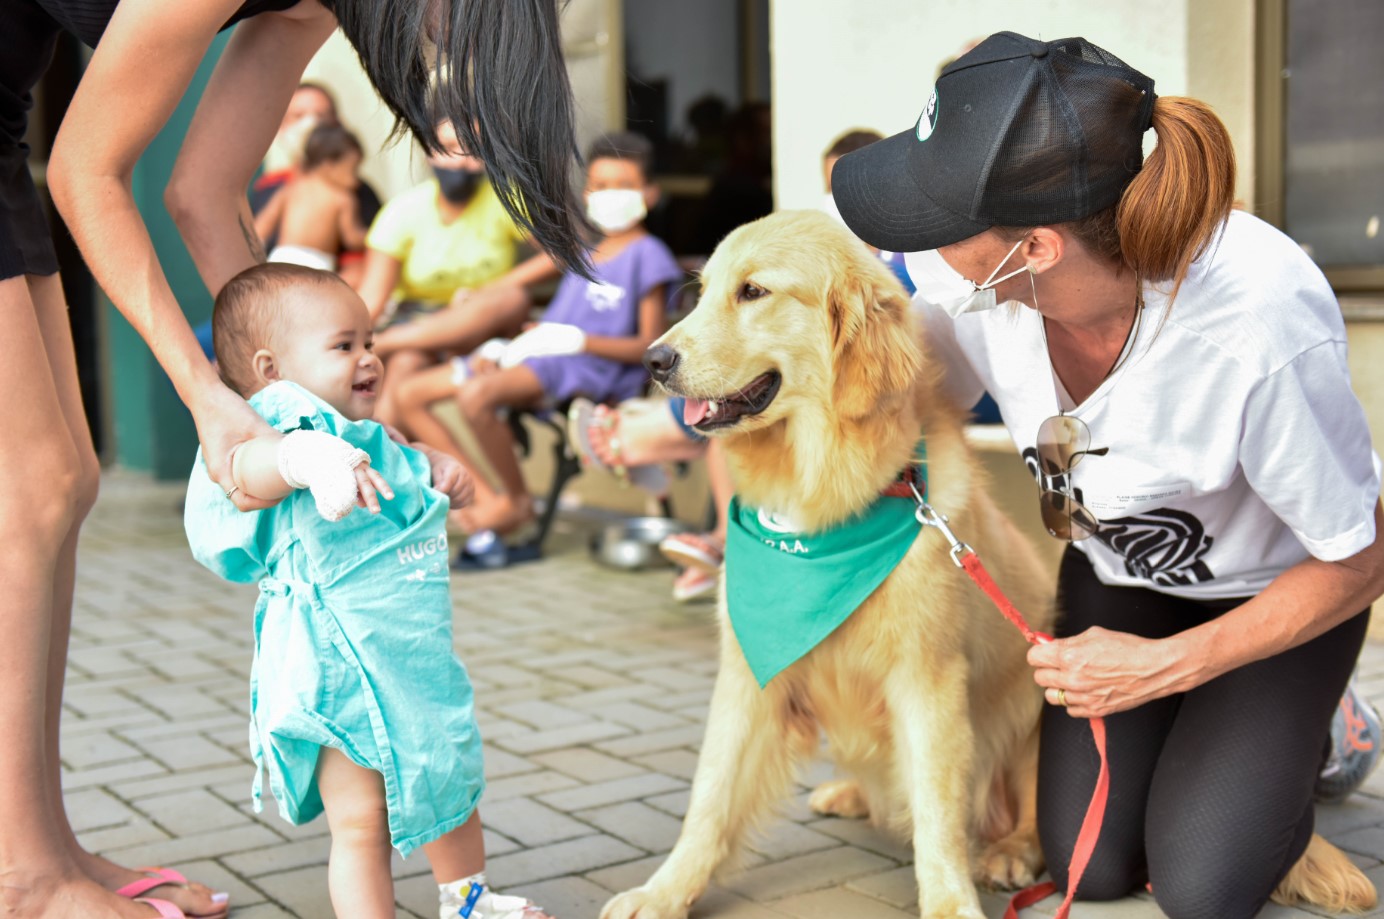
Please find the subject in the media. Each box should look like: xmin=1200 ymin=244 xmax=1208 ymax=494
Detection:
xmin=1271 ymin=833 xmax=1376 ymax=914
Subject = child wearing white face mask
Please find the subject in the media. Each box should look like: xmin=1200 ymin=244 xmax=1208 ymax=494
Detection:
xmin=392 ymin=132 xmax=685 ymax=558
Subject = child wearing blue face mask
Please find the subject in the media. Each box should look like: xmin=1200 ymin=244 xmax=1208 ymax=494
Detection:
xmin=393 ymin=131 xmax=685 ymax=560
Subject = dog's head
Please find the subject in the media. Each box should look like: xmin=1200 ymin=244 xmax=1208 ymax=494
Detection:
xmin=647 ymin=210 xmax=921 ymax=437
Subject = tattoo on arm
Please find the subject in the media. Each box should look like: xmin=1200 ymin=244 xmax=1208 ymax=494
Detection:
xmin=240 ymin=213 xmax=267 ymax=263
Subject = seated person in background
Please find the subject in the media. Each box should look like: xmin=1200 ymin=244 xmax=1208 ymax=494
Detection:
xmin=251 ymin=82 xmax=382 ymax=287
xmin=395 ymin=132 xmax=684 ymax=565
xmin=355 ymin=120 xmax=548 ymax=426
xmin=253 ymin=124 xmax=368 ymax=272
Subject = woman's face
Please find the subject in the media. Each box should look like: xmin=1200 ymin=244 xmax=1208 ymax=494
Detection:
xmin=281 ymin=87 xmax=336 ymax=134
xmin=937 ymin=231 xmax=1036 ymax=308
xmin=428 ymin=121 xmax=485 ymax=174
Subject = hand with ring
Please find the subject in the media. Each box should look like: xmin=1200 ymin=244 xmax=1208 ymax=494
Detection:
xmin=1029 ymin=625 xmax=1197 ymax=719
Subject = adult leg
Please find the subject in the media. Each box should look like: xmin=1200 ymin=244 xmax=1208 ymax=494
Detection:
xmin=0 ymin=275 xmax=155 ymax=918
xmin=316 ymin=748 xmax=395 ymax=919
xmin=1145 ymin=608 xmax=1370 ymax=919
xmin=376 ymin=348 xmax=437 ymax=428
xmin=28 ymin=275 xmax=226 ymax=917
xmin=1037 ymin=548 xmax=1200 ymax=900
xmin=373 ymin=286 xmax=529 ymax=359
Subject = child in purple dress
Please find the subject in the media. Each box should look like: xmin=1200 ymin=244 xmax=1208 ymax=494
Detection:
xmin=395 ymin=132 xmax=684 ymax=555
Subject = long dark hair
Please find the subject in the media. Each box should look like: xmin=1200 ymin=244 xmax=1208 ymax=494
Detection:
xmin=332 ymin=0 xmax=591 ymax=276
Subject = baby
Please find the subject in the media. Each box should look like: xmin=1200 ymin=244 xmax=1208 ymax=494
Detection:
xmin=184 ymin=263 xmax=551 ymax=919
xmin=253 ymin=123 xmax=368 ymax=272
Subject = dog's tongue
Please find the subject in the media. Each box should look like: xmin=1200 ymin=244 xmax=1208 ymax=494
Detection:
xmin=683 ymin=398 xmax=710 ymax=426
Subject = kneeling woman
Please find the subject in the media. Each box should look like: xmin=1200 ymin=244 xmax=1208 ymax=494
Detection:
xmin=836 ymin=30 xmax=1384 ymax=919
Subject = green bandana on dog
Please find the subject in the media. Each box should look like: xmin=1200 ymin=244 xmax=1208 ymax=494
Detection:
xmin=724 ymin=447 xmax=926 ymax=688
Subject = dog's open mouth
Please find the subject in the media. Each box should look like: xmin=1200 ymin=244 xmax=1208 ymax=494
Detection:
xmin=682 ymin=371 xmax=781 ymax=431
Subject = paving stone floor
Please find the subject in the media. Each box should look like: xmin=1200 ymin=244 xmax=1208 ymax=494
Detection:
xmin=64 ymin=471 xmax=1384 ymax=919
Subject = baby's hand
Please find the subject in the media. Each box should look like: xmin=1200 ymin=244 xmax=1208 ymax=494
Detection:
xmin=278 ymin=429 xmax=393 ymax=520
xmin=429 ymin=453 xmax=475 ymax=509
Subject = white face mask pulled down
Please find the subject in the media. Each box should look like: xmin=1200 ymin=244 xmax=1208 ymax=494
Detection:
xmin=905 ymin=237 xmax=1033 ymax=318
xmin=586 ymin=189 xmax=647 ymax=234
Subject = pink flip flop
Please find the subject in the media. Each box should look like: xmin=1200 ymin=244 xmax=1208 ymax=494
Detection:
xmin=135 ymin=899 xmax=188 ymax=918
xmin=566 ymin=397 xmax=669 ymax=497
xmin=118 ymin=868 xmax=226 ymax=919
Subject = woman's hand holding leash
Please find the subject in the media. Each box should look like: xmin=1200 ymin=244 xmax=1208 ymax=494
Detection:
xmin=1028 ymin=626 xmax=1196 ymax=718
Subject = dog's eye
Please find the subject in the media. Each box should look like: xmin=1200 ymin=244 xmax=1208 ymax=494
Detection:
xmin=738 ymin=282 xmax=768 ymax=302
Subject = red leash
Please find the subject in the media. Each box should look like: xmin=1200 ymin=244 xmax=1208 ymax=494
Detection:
xmin=906 ymin=491 xmax=1110 ymax=919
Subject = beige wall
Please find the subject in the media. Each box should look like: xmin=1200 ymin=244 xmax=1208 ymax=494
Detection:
xmin=770 ymin=0 xmax=1257 ymax=210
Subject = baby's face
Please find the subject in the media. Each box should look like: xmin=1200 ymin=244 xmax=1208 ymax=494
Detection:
xmin=270 ymin=282 xmax=382 ymax=420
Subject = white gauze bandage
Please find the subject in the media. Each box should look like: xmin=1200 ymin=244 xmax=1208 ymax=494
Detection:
xmin=499 ymin=322 xmax=585 ymax=369
xmin=277 ymin=430 xmax=372 ymax=521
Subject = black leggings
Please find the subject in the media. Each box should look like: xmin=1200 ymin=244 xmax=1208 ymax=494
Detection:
xmin=1038 ymin=548 xmax=1369 ymax=919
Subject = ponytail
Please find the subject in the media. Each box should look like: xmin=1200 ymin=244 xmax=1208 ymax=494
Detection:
xmin=1116 ymin=97 xmax=1236 ymax=298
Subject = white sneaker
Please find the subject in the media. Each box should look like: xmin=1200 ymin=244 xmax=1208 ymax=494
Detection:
xmin=439 ymin=875 xmax=548 ymax=919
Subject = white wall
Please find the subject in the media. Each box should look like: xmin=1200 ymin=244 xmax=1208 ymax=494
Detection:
xmin=770 ymin=0 xmax=1255 ymax=212
xmin=625 ymin=0 xmax=741 ymax=141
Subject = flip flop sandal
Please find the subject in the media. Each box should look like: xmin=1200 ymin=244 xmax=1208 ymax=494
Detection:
xmin=566 ymin=398 xmax=669 ymax=497
xmin=673 ymin=566 xmax=719 ymax=603
xmin=117 ymin=868 xmax=225 ymax=919
xmin=136 ymin=898 xmax=190 ymax=918
xmin=659 ymin=532 xmax=725 ymax=574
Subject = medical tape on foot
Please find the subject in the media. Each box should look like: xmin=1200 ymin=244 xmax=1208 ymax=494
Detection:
xmin=277 ymin=429 xmax=371 ymax=522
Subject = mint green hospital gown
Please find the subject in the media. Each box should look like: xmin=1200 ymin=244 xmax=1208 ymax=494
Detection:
xmin=184 ymin=381 xmax=483 ymax=857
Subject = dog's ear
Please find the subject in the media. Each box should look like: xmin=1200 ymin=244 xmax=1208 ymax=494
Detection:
xmin=829 ymin=268 xmax=922 ymax=419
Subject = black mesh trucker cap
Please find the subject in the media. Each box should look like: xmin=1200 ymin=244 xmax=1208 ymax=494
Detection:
xmin=833 ymin=31 xmax=1156 ymax=253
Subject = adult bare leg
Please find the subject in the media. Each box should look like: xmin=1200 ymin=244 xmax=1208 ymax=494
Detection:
xmin=0 ymin=275 xmax=158 ymax=918
xmin=373 ymin=286 xmax=529 ymax=360
xmin=26 ymin=275 xmax=227 ymax=916
xmin=376 ymin=348 xmax=435 ymax=428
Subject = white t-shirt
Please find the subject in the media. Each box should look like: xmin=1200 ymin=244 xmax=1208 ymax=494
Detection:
xmin=921 ymin=211 xmax=1381 ymax=600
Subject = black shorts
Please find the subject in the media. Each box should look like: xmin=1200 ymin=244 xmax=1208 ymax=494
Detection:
xmin=0 ymin=0 xmax=63 ymax=280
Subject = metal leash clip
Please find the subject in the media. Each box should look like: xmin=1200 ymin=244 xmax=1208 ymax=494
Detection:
xmin=907 ymin=480 xmax=972 ymax=568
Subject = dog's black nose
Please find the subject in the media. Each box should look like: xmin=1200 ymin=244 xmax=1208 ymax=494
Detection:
xmin=644 ymin=344 xmax=680 ymax=382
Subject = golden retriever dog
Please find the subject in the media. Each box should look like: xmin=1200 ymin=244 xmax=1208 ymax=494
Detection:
xmin=599 ymin=209 xmax=1373 ymax=919
xmin=599 ymin=210 xmax=1057 ymax=919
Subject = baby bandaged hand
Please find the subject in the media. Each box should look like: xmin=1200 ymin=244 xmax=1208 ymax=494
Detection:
xmin=277 ymin=430 xmax=372 ymax=521
xmin=499 ymin=322 xmax=586 ymax=369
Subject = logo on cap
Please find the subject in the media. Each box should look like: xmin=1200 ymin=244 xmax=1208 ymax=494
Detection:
xmin=916 ymin=88 xmax=939 ymax=142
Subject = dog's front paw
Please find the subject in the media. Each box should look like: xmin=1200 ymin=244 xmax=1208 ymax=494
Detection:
xmin=808 ymin=779 xmax=870 ymax=819
xmin=976 ymin=835 xmax=1043 ymax=890
xmin=600 ymin=887 xmax=689 ymax=919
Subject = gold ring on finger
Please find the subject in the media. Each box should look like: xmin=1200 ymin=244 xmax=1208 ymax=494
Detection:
xmin=1056 ymin=688 xmax=1068 ymax=707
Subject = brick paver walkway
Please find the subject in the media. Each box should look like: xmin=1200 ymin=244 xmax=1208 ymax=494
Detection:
xmin=65 ymin=471 xmax=1384 ymax=918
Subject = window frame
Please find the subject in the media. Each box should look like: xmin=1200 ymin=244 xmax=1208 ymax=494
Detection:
xmin=1255 ymin=0 xmax=1384 ymax=292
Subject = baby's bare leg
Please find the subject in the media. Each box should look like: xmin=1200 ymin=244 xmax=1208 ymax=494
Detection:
xmin=317 ymin=748 xmax=395 ymax=919
xmin=425 ymin=813 xmax=556 ymax=918
xmin=421 ymin=811 xmax=484 ymax=883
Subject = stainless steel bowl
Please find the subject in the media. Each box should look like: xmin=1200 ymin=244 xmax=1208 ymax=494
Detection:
xmin=590 ymin=516 xmax=692 ymax=570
